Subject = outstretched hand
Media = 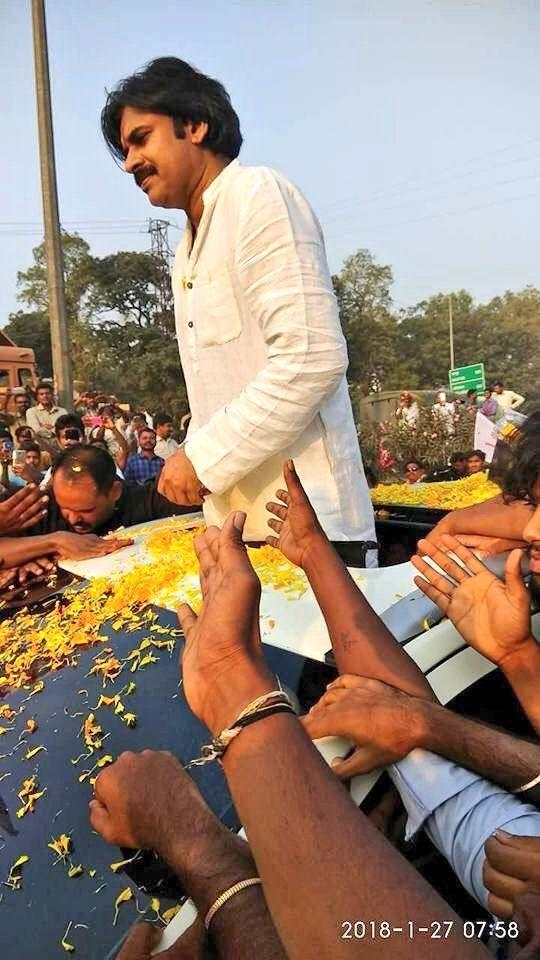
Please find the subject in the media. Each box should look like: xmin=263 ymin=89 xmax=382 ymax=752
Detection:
xmin=0 ymin=484 xmax=49 ymax=535
xmin=412 ymin=535 xmax=532 ymax=668
xmin=178 ymin=512 xmax=274 ymax=735
xmin=265 ymin=460 xmax=325 ymax=568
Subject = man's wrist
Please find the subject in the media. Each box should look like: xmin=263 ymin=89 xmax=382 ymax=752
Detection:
xmin=202 ymin=659 xmax=276 ymax=736
xmin=165 ymin=817 xmax=257 ymax=918
xmin=499 ymin=637 xmax=540 ymax=679
xmin=412 ymin=699 xmax=443 ymax=752
xmin=301 ymin=530 xmax=332 ymax=573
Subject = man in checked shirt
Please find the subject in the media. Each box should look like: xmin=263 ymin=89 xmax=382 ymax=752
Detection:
xmin=101 ymin=57 xmax=376 ymax=565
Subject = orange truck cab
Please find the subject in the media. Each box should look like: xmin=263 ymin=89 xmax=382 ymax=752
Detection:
xmin=0 ymin=332 xmax=38 ymax=407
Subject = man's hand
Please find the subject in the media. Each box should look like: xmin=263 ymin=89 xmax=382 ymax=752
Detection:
xmin=412 ymin=534 xmax=533 ymax=669
xmin=90 ymin=750 xmax=262 ymax=930
xmin=12 ymin=463 xmax=43 ymax=485
xmin=0 ymin=484 xmax=49 ymax=535
xmin=0 ymin=567 xmax=17 ymax=591
xmin=90 ymin=750 xmax=211 ymax=856
xmin=265 ymin=460 xmax=326 ymax=568
xmin=302 ymin=675 xmax=427 ymax=778
xmin=116 ymin=917 xmax=208 ymax=960
xmin=448 ymin=534 xmax=528 ymax=559
xmin=158 ymin=448 xmax=206 ymax=507
xmin=51 ymin=531 xmax=133 ymax=560
xmin=17 ymin=556 xmax=56 ymax=582
xmin=483 ymin=832 xmax=540 ymax=920
xmin=178 ymin=512 xmax=274 ymax=735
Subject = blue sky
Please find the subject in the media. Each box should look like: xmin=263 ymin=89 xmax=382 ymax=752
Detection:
xmin=1 ymin=0 xmax=539 ymax=325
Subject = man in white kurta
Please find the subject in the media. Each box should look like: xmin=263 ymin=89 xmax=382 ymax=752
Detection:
xmin=171 ymin=160 xmax=375 ymax=556
xmin=104 ymin=58 xmax=375 ymax=561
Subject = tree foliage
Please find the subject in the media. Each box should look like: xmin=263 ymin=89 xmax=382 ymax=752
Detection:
xmin=333 ymin=251 xmax=540 ymax=403
xmin=3 ymin=231 xmax=186 ymax=414
xmin=3 ymin=234 xmax=538 ymax=419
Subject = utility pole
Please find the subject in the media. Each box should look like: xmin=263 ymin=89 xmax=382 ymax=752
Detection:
xmin=448 ymin=293 xmax=455 ymax=370
xmin=31 ymin=0 xmax=72 ymax=408
xmin=147 ymin=219 xmax=175 ymax=332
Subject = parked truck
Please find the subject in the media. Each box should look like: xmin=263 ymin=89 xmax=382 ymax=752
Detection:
xmin=0 ymin=331 xmax=39 ymax=407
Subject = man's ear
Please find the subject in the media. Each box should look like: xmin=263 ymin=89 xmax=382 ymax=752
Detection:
xmin=111 ymin=479 xmax=122 ymax=504
xmin=187 ymin=121 xmax=209 ymax=145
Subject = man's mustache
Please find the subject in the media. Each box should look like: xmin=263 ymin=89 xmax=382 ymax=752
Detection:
xmin=134 ymin=165 xmax=157 ymax=188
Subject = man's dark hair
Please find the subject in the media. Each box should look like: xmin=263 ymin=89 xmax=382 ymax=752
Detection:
xmin=503 ymin=411 xmax=540 ymax=503
xmin=450 ymin=451 xmax=467 ymax=463
xmin=21 ymin=441 xmax=41 ymax=454
xmin=154 ymin=412 xmax=173 ymax=428
xmin=55 ymin=413 xmax=84 ymax=436
xmin=36 ymin=381 xmax=53 ymax=393
xmin=467 ymin=449 xmax=486 ymax=461
xmin=52 ymin=444 xmax=117 ymax=494
xmin=138 ymin=427 xmax=156 ymax=439
xmin=0 ymin=428 xmax=12 ymax=440
xmin=491 ymin=380 xmax=503 ymax=389
xmin=466 ymin=389 xmax=477 ymax=398
xmin=101 ymin=57 xmax=243 ymax=163
xmin=15 ymin=425 xmax=32 ymax=440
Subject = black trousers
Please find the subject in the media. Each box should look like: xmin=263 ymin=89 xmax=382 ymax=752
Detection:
xmin=331 ymin=540 xmax=379 ymax=568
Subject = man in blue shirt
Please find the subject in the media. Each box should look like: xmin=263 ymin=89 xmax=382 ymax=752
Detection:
xmin=124 ymin=428 xmax=164 ymax=486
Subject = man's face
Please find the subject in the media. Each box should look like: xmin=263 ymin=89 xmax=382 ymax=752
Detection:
xmin=156 ymin=421 xmax=173 ymax=439
xmin=14 ymin=395 xmax=30 ymax=414
xmin=37 ymin=388 xmax=53 ymax=408
xmin=53 ymin=473 xmax=121 ymax=534
xmin=120 ymin=108 xmax=205 ymax=210
xmin=17 ymin=428 xmax=33 ymax=444
xmin=493 ymin=384 xmax=503 ymax=394
xmin=467 ymin=455 xmax=485 ymax=474
xmin=57 ymin=427 xmax=82 ymax=450
xmin=524 ymin=482 xmax=540 ymax=578
xmin=25 ymin=450 xmax=40 ymax=468
xmin=452 ymin=458 xmax=468 ymax=476
xmin=405 ymin=462 xmax=424 ymax=483
xmin=139 ymin=429 xmax=157 ymax=452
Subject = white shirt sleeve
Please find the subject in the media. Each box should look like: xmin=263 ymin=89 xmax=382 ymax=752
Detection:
xmin=390 ymin=749 xmax=540 ymax=908
xmin=509 ymin=391 xmax=525 ymax=409
xmin=185 ymin=174 xmax=348 ymax=495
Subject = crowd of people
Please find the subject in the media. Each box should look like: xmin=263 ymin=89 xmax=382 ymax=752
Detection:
xmin=403 ymin=449 xmax=487 ymax=485
xmin=0 ymin=383 xmax=192 ymax=501
xmin=396 ymin=381 xmax=526 ymax=432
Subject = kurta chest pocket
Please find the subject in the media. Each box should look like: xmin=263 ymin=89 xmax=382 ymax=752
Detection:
xmin=193 ymin=262 xmax=242 ymax=347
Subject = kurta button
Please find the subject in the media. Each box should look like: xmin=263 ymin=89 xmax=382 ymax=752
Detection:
xmin=186 ymin=281 xmax=193 ymax=289
xmin=188 ymin=321 xmax=194 ymax=328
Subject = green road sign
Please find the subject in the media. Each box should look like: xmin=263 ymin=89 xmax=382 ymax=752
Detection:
xmin=448 ymin=362 xmax=486 ymax=395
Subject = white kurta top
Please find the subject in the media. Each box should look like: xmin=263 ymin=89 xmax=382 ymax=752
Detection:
xmin=173 ymin=160 xmax=375 ymax=544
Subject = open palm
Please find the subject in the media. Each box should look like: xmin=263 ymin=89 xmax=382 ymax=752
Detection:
xmin=265 ymin=460 xmax=325 ymax=568
xmin=413 ymin=535 xmax=531 ymax=667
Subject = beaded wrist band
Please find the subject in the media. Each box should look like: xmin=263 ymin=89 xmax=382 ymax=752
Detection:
xmin=184 ymin=687 xmax=296 ymax=770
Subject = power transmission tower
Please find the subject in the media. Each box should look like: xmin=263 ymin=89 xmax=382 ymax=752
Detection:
xmin=31 ymin=0 xmax=73 ymax=407
xmin=147 ymin=219 xmax=175 ymax=331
